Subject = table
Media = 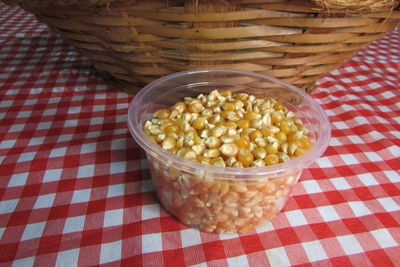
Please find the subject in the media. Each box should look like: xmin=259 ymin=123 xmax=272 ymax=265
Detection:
xmin=1 ymin=3 xmax=399 ymax=266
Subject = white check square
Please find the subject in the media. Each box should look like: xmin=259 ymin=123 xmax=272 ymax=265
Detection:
xmin=100 ymin=240 xmax=122 ymax=264
xmin=141 ymin=204 xmax=160 ymax=221
xmin=103 ymin=209 xmax=124 ymax=227
xmin=337 ymin=235 xmax=363 ymax=255
xmin=71 ymin=189 xmax=91 ymax=204
xmin=330 ymin=177 xmax=351 ymax=190
xmin=348 ymin=201 xmax=372 ymax=217
xmin=21 ymin=222 xmax=46 ymax=241
xmin=77 ymin=165 xmax=94 ymax=178
xmin=371 ymin=229 xmax=398 ymax=248
xmin=317 ymin=206 xmax=340 ymax=222
xmin=0 ymin=199 xmax=19 ymax=215
xmin=110 ymin=161 xmax=126 ymax=174
xmin=377 ymin=197 xmax=400 ymax=212
xmin=8 ymin=173 xmax=29 ymax=187
xmin=33 ymin=193 xmax=56 ymax=209
xmin=55 ymin=248 xmax=80 ymax=267
xmin=301 ymin=180 xmax=322 ymax=194
xmin=49 ymin=147 xmax=67 ymax=158
xmin=180 ymin=228 xmax=202 ymax=248
xmin=107 ymin=184 xmax=125 ymax=198
xmin=43 ymin=169 xmax=63 ymax=183
xmin=358 ymin=173 xmax=378 ymax=186
xmin=227 ymin=255 xmax=250 ymax=267
xmin=63 ymin=215 xmax=86 ymax=234
xmin=266 ymin=247 xmax=291 ymax=267
xmin=302 ymin=240 xmax=328 ymax=262
xmin=286 ymin=210 xmax=308 ymax=226
xmin=340 ymin=154 xmax=358 ymax=165
xmin=142 ymin=233 xmax=163 ymax=253
xmin=17 ymin=152 xmax=36 ymax=163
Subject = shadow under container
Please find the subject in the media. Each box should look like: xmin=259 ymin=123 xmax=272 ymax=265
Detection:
xmin=128 ymin=69 xmax=330 ymax=234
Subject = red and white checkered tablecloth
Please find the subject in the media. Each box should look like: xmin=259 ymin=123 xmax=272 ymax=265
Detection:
xmin=1 ymin=3 xmax=399 ymax=266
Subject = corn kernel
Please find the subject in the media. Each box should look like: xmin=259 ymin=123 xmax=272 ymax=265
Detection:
xmin=276 ymin=131 xmax=287 ymax=142
xmin=236 ymin=137 xmax=250 ymax=149
xmin=162 ymin=136 xmax=176 ymax=150
xmin=212 ymin=157 xmax=226 ymax=167
xmin=271 ymin=111 xmax=284 ymax=124
xmin=223 ymin=102 xmax=236 ymax=111
xmin=193 ymin=117 xmax=206 ymax=130
xmin=237 ymin=119 xmax=250 ymax=130
xmin=220 ymin=143 xmax=239 ymax=157
xmin=252 ymin=147 xmax=266 ymax=160
xmin=205 ymin=136 xmax=221 ymax=148
xmin=265 ymin=154 xmax=279 ymax=165
xmin=188 ymin=102 xmax=204 ymax=113
xmin=238 ymin=149 xmax=254 ymax=167
xmin=220 ymin=90 xmax=232 ymax=97
xmin=273 ymin=102 xmax=284 ymax=111
xmin=203 ymin=148 xmax=220 ymax=158
xmin=172 ymin=102 xmax=186 ymax=113
xmin=245 ymin=111 xmax=261 ymax=120
xmin=249 ymin=130 xmax=263 ymax=141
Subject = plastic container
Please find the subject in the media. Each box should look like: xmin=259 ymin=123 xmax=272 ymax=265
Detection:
xmin=128 ymin=69 xmax=330 ymax=234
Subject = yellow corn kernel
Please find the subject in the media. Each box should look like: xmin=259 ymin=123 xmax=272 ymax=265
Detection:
xmin=299 ymin=136 xmax=312 ymax=150
xmin=237 ymin=119 xmax=250 ymax=130
xmin=276 ymin=131 xmax=287 ymax=142
xmin=224 ymin=121 xmax=237 ymax=130
xmin=261 ymin=126 xmax=274 ymax=137
xmin=193 ymin=117 xmax=206 ymax=130
xmin=188 ymin=102 xmax=204 ymax=113
xmin=234 ymin=93 xmax=248 ymax=100
xmin=223 ymin=102 xmax=236 ymax=111
xmin=197 ymin=155 xmax=211 ymax=164
xmin=280 ymin=121 xmax=291 ymax=134
xmin=265 ymin=154 xmax=279 ymax=165
xmin=172 ymin=102 xmax=186 ymax=113
xmin=287 ymin=131 xmax=303 ymax=143
xmin=252 ymin=147 xmax=266 ymax=160
xmin=271 ymin=111 xmax=284 ymax=124
xmin=254 ymin=137 xmax=267 ymax=147
xmin=294 ymin=148 xmax=306 ymax=157
xmin=238 ymin=149 xmax=254 ymax=167
xmin=203 ymin=148 xmax=220 ymax=158
xmin=165 ymin=124 xmax=179 ymax=133
xmin=205 ymin=136 xmax=221 ymax=148
xmin=210 ymin=126 xmax=225 ymax=137
xmin=212 ymin=157 xmax=226 ymax=167
xmin=220 ymin=90 xmax=232 ymax=97
xmin=249 ymin=130 xmax=263 ymax=141
xmin=244 ymin=111 xmax=261 ymax=120
xmin=153 ymin=109 xmax=170 ymax=119
xmin=266 ymin=141 xmax=279 ymax=154
xmin=235 ymin=137 xmax=250 ymax=149
xmin=219 ymin=143 xmax=239 ymax=157
xmin=161 ymin=136 xmax=176 ymax=150
xmin=182 ymin=149 xmax=197 ymax=160
xmin=273 ymin=102 xmax=284 ymax=111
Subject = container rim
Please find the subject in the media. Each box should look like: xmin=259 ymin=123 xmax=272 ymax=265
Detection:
xmin=128 ymin=69 xmax=331 ymax=179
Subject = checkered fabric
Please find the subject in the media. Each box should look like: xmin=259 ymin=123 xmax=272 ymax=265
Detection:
xmin=1 ymin=3 xmax=399 ymax=266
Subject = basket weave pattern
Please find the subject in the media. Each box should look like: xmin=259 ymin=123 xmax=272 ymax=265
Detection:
xmin=12 ymin=0 xmax=400 ymax=93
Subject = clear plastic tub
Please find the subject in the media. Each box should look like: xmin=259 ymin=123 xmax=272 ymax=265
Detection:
xmin=128 ymin=69 xmax=330 ymax=234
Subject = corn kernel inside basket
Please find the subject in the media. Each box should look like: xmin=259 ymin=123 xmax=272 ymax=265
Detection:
xmin=144 ymin=89 xmax=312 ymax=167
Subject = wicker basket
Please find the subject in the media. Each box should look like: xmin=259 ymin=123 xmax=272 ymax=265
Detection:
xmin=7 ymin=0 xmax=400 ymax=94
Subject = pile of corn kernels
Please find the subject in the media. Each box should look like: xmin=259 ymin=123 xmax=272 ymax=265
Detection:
xmin=143 ymin=90 xmax=312 ymax=233
xmin=144 ymin=90 xmax=312 ymax=167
